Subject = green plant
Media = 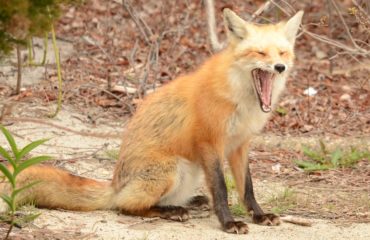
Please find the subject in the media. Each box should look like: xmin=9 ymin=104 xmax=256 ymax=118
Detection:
xmin=269 ymin=188 xmax=297 ymax=215
xmin=225 ymin=173 xmax=236 ymax=192
xmin=0 ymin=125 xmax=51 ymax=239
xmin=26 ymin=34 xmax=48 ymax=67
xmin=48 ymin=14 xmax=63 ymax=118
xmin=224 ymin=173 xmax=248 ymax=217
xmin=275 ymin=106 xmax=288 ymax=116
xmin=230 ymin=202 xmax=247 ymax=217
xmin=1 ymin=1 xmax=81 ymax=114
xmin=295 ymin=140 xmax=370 ymax=172
xmin=105 ymin=149 xmax=119 ymax=161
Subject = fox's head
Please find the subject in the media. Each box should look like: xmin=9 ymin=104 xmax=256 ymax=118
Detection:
xmin=223 ymin=9 xmax=304 ymax=113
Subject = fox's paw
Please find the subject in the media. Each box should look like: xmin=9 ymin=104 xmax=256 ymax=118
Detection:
xmin=253 ymin=213 xmax=280 ymax=226
xmin=224 ymin=221 xmax=249 ymax=234
xmin=187 ymin=195 xmax=210 ymax=210
xmin=159 ymin=206 xmax=189 ymax=222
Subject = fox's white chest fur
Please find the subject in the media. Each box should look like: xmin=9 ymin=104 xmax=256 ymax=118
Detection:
xmin=225 ymin=102 xmax=271 ymax=157
xmin=225 ymin=69 xmax=287 ymax=157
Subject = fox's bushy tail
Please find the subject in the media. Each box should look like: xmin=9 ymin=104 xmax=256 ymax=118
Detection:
xmin=0 ymin=165 xmax=115 ymax=212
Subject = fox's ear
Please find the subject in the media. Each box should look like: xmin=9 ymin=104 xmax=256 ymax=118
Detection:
xmin=284 ymin=11 xmax=304 ymax=44
xmin=223 ymin=8 xmax=248 ymax=41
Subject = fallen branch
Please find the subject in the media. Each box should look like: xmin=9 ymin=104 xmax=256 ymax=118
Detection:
xmin=281 ymin=215 xmax=313 ymax=227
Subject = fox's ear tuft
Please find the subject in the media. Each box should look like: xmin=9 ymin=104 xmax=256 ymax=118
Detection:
xmin=223 ymin=8 xmax=247 ymax=41
xmin=284 ymin=10 xmax=304 ymax=44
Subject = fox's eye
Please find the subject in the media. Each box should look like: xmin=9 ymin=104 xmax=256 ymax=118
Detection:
xmin=256 ymin=51 xmax=266 ymax=56
xmin=279 ymin=51 xmax=287 ymax=56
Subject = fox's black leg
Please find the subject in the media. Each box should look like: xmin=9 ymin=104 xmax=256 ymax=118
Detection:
xmin=244 ymin=165 xmax=280 ymax=226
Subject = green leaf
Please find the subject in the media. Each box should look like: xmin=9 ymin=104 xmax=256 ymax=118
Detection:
xmin=13 ymin=213 xmax=41 ymax=227
xmin=0 ymin=145 xmax=16 ymax=168
xmin=14 ymin=155 xmax=52 ymax=176
xmin=275 ymin=107 xmax=288 ymax=116
xmin=0 ymin=194 xmax=12 ymax=209
xmin=319 ymin=140 xmax=327 ymax=155
xmin=330 ymin=149 xmax=342 ymax=167
xmin=12 ymin=181 xmax=41 ymax=199
xmin=17 ymin=213 xmax=41 ymax=224
xmin=302 ymin=146 xmax=325 ymax=163
xmin=295 ymin=160 xmax=330 ymax=172
xmin=17 ymin=139 xmax=48 ymax=161
xmin=0 ymin=163 xmax=15 ymax=187
xmin=0 ymin=125 xmax=18 ymax=159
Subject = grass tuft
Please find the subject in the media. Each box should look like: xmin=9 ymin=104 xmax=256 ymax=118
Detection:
xmin=295 ymin=140 xmax=370 ymax=172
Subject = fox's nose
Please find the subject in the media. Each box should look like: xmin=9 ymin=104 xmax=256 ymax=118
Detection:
xmin=274 ymin=64 xmax=286 ymax=73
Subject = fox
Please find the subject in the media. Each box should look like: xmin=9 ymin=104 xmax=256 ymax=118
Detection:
xmin=0 ymin=9 xmax=303 ymax=234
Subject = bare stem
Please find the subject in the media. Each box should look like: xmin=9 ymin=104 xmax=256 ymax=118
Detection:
xmin=205 ymin=0 xmax=223 ymax=51
xmin=40 ymin=32 xmax=48 ymax=66
xmin=4 ymin=222 xmax=13 ymax=240
xmin=48 ymin=22 xmax=63 ymax=118
xmin=15 ymin=45 xmax=22 ymax=95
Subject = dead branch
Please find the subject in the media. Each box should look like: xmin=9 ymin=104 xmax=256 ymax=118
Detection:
xmin=205 ymin=0 xmax=282 ymax=52
xmin=280 ymin=215 xmax=313 ymax=227
xmin=352 ymin=0 xmax=370 ymax=22
xmin=120 ymin=0 xmax=159 ymax=97
xmin=254 ymin=0 xmax=286 ymax=19
xmin=15 ymin=44 xmax=22 ymax=95
xmin=121 ymin=0 xmax=154 ymax=45
xmin=302 ymin=29 xmax=370 ymax=56
xmin=205 ymin=0 xmax=224 ymax=51
xmin=330 ymin=0 xmax=359 ymax=48
xmin=268 ymin=0 xmax=370 ymax=57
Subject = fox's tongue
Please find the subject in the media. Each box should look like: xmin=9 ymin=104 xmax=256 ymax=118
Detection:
xmin=260 ymin=71 xmax=273 ymax=112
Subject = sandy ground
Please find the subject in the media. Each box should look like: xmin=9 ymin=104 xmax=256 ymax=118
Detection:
xmin=1 ymin=108 xmax=370 ymax=239
xmin=0 ymin=38 xmax=74 ymax=88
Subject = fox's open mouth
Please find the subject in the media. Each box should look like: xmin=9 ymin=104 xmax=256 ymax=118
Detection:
xmin=252 ymin=69 xmax=275 ymax=113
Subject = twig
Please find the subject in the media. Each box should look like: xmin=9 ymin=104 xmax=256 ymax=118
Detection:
xmin=326 ymin=0 xmax=334 ymax=74
xmin=121 ymin=0 xmax=158 ymax=98
xmin=48 ymin=19 xmax=63 ymax=118
xmin=270 ymin=0 xmax=370 ymax=56
xmin=121 ymin=0 xmax=153 ymax=45
xmin=330 ymin=0 xmax=359 ymax=48
xmin=249 ymin=0 xmax=282 ymax=21
xmin=269 ymin=0 xmax=291 ymax=17
xmin=204 ymin=0 xmax=223 ymax=51
xmin=15 ymin=45 xmax=22 ymax=95
xmin=204 ymin=0 xmax=282 ymax=52
xmin=352 ymin=0 xmax=370 ymax=21
xmin=281 ymin=215 xmax=313 ymax=227
xmin=302 ymin=29 xmax=369 ymax=56
xmin=124 ymin=217 xmax=161 ymax=227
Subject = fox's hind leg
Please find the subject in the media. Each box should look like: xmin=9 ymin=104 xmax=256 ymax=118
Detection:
xmin=113 ymin=156 xmax=202 ymax=221
xmin=186 ymin=195 xmax=210 ymax=210
xmin=114 ymin=177 xmax=190 ymax=221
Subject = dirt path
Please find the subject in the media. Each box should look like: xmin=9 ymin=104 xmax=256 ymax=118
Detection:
xmin=0 ymin=107 xmax=369 ymax=239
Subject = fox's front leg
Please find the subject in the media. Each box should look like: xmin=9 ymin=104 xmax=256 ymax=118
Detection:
xmin=228 ymin=142 xmax=280 ymax=226
xmin=201 ymin=147 xmax=248 ymax=234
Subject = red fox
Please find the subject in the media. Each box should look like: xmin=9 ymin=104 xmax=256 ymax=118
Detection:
xmin=0 ymin=9 xmax=303 ymax=234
